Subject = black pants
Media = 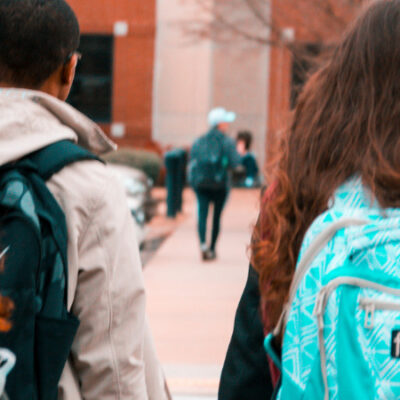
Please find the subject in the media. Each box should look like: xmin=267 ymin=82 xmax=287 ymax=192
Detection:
xmin=165 ymin=149 xmax=186 ymax=217
xmin=195 ymin=188 xmax=228 ymax=251
xmin=218 ymin=266 xmax=274 ymax=400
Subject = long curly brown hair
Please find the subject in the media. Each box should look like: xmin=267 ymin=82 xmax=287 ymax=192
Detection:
xmin=253 ymin=0 xmax=400 ymax=332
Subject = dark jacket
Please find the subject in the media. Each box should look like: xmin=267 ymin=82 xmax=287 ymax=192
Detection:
xmin=218 ymin=265 xmax=273 ymax=400
xmin=241 ymin=152 xmax=259 ymax=179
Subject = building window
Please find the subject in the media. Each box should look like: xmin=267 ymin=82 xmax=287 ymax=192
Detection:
xmin=67 ymin=34 xmax=114 ymax=123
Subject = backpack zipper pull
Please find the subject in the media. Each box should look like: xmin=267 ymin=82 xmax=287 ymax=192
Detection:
xmin=364 ymin=302 xmax=375 ymax=329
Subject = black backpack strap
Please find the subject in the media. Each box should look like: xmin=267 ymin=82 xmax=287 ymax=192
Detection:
xmin=27 ymin=140 xmax=103 ymax=181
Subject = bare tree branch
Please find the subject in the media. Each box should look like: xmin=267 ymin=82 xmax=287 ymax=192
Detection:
xmin=180 ymin=0 xmax=278 ymax=46
xmin=180 ymin=0 xmax=363 ymax=50
xmin=241 ymin=0 xmax=270 ymax=28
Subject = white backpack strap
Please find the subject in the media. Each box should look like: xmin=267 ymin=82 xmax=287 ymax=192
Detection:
xmin=273 ymin=217 xmax=367 ymax=337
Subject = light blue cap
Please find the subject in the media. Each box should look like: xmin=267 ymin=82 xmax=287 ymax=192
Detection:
xmin=208 ymin=107 xmax=236 ymax=127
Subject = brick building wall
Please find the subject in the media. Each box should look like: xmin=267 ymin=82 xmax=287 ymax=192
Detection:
xmin=67 ymin=0 xmax=156 ymax=150
xmin=266 ymin=0 xmax=360 ymax=159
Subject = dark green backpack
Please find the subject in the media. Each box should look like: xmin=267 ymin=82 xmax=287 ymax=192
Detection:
xmin=0 ymin=140 xmax=100 ymax=400
xmin=189 ymin=130 xmax=229 ymax=190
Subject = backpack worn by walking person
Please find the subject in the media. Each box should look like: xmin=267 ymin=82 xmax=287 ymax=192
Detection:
xmin=0 ymin=140 xmax=99 ymax=400
xmin=189 ymin=130 xmax=228 ymax=190
xmin=265 ymin=180 xmax=400 ymax=400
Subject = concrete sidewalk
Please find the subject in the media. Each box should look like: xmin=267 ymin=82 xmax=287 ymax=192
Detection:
xmin=144 ymin=188 xmax=260 ymax=398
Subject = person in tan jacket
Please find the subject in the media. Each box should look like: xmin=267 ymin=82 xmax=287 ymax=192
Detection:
xmin=0 ymin=1 xmax=168 ymax=399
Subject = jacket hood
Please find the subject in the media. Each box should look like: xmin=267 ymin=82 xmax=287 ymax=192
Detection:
xmin=0 ymin=88 xmax=116 ymax=166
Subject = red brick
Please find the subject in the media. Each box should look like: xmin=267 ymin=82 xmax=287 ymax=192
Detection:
xmin=267 ymin=0 xmax=360 ymax=158
xmin=67 ymin=0 xmax=156 ymax=149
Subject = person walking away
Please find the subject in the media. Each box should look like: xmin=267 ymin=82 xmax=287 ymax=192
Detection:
xmin=0 ymin=1 xmax=168 ymax=399
xmin=251 ymin=1 xmax=400 ymax=398
xmin=189 ymin=107 xmax=241 ymax=261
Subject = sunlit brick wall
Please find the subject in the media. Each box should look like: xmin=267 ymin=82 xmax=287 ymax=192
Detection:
xmin=67 ymin=0 xmax=156 ymax=149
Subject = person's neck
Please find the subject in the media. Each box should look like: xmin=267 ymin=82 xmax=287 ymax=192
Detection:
xmin=210 ymin=126 xmax=224 ymax=134
xmin=0 ymin=80 xmax=62 ymax=100
xmin=0 ymin=82 xmax=30 ymax=89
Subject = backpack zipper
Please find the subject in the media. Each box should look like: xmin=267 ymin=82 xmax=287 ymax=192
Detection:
xmin=314 ymin=277 xmax=400 ymax=400
xmin=359 ymin=298 xmax=400 ymax=330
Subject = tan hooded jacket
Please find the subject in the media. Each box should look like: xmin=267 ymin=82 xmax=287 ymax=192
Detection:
xmin=0 ymin=89 xmax=167 ymax=400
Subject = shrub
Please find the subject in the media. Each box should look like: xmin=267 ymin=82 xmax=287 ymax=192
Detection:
xmin=103 ymin=148 xmax=162 ymax=184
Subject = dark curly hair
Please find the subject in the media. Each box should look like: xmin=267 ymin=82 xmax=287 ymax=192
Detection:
xmin=0 ymin=0 xmax=80 ymax=88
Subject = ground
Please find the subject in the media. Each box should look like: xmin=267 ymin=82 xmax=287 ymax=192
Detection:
xmin=143 ymin=188 xmax=261 ymax=399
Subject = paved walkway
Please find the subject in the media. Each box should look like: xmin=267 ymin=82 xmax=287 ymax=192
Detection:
xmin=144 ymin=188 xmax=260 ymax=398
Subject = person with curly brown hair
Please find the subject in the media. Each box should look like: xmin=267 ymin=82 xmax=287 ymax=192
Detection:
xmin=253 ymin=0 xmax=400 ymax=397
xmin=221 ymin=1 xmax=400 ymax=398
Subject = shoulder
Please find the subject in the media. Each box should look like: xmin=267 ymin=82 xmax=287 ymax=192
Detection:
xmin=246 ymin=152 xmax=257 ymax=160
xmin=191 ymin=135 xmax=207 ymax=151
xmin=194 ymin=134 xmax=207 ymax=144
xmin=47 ymin=159 xmax=126 ymax=216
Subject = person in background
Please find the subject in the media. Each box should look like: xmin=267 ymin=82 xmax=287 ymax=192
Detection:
xmin=189 ymin=107 xmax=241 ymax=261
xmin=0 ymin=1 xmax=167 ymax=399
xmin=236 ymin=131 xmax=260 ymax=188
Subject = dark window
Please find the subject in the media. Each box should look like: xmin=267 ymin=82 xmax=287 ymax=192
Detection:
xmin=67 ymin=34 xmax=114 ymax=123
xmin=290 ymin=43 xmax=322 ymax=109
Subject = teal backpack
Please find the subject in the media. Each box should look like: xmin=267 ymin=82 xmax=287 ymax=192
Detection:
xmin=188 ymin=129 xmax=228 ymax=190
xmin=0 ymin=140 xmax=100 ymax=400
xmin=265 ymin=179 xmax=400 ymax=400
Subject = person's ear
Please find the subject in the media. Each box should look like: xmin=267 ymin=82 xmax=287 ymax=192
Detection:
xmin=62 ymin=54 xmax=78 ymax=87
xmin=58 ymin=53 xmax=78 ymax=101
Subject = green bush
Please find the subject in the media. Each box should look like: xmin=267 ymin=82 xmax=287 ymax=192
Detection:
xmin=103 ymin=148 xmax=162 ymax=184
